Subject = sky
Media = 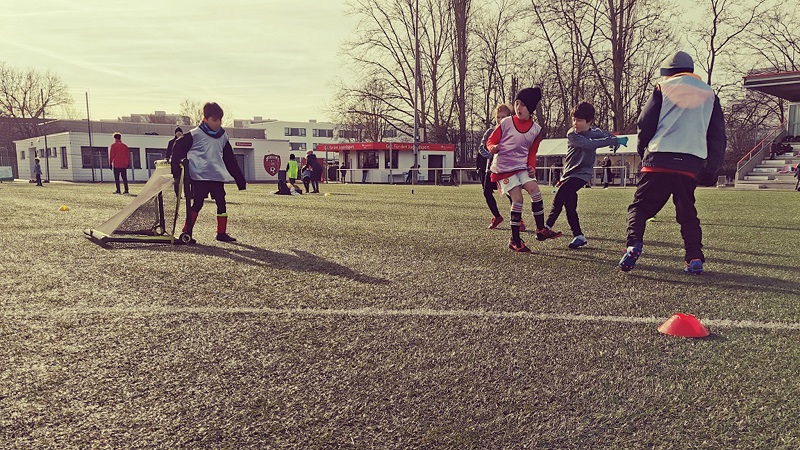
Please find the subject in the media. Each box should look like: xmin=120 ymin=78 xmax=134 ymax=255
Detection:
xmin=0 ymin=0 xmax=358 ymax=123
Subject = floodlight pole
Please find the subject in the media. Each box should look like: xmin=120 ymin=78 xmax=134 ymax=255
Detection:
xmin=412 ymin=0 xmax=420 ymax=194
xmin=86 ymin=92 xmax=97 ymax=182
xmin=40 ymin=89 xmax=50 ymax=182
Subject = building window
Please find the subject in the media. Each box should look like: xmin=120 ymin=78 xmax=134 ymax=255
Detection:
xmin=338 ymin=129 xmax=359 ymax=139
xmin=60 ymin=147 xmax=68 ymax=169
xmin=313 ymin=129 xmax=334 ymax=138
xmin=284 ymin=127 xmax=306 ymax=137
xmin=290 ymin=142 xmax=307 ymax=151
xmin=358 ymin=151 xmax=378 ymax=169
xmin=20 ymin=150 xmax=26 ymax=160
xmin=145 ymin=148 xmax=167 ymax=169
xmin=384 ymin=150 xmax=399 ymax=169
xmin=81 ymin=146 xmax=110 ymax=168
xmin=129 ymin=148 xmax=142 ymax=169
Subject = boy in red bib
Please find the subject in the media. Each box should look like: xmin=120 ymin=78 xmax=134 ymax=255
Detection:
xmin=486 ymin=87 xmax=562 ymax=252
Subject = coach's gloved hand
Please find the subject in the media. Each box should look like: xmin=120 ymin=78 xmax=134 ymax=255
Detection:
xmin=696 ymin=170 xmax=718 ymax=187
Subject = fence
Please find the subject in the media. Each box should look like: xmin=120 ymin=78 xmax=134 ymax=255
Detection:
xmin=330 ymin=165 xmax=639 ymax=186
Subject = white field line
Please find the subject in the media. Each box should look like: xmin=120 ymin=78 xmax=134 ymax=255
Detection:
xmin=3 ymin=306 xmax=800 ymax=331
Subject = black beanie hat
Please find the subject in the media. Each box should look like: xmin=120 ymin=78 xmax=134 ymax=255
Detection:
xmin=175 ymin=127 xmax=183 ymax=133
xmin=515 ymin=87 xmax=542 ymax=114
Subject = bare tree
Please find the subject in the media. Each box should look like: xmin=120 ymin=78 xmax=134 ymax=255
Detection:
xmin=741 ymin=3 xmax=799 ymax=73
xmin=341 ymin=0 xmax=457 ymax=144
xmin=451 ymin=0 xmax=471 ymax=163
xmin=331 ymin=78 xmax=396 ymax=141
xmin=178 ymin=99 xmax=204 ymax=126
xmin=688 ymin=0 xmax=768 ymax=87
xmin=470 ymin=0 xmax=526 ymax=128
xmin=0 ymin=62 xmax=73 ymax=134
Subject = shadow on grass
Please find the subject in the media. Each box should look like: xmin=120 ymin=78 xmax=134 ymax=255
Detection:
xmin=588 ymin=236 xmax=786 ymax=258
xmin=627 ymin=271 xmax=800 ymax=296
xmin=137 ymin=241 xmax=390 ymax=285
xmin=703 ymin=222 xmax=800 ymax=232
xmin=543 ymin=249 xmax=800 ymax=295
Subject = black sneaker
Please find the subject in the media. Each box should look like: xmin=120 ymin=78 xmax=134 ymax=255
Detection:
xmin=216 ymin=233 xmax=237 ymax=242
xmin=508 ymin=239 xmax=531 ymax=253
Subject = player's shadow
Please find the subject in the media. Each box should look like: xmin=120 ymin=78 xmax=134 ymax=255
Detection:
xmin=588 ymin=236 xmax=786 ymax=258
xmin=221 ymin=242 xmax=389 ymax=285
xmin=625 ymin=271 xmax=800 ymax=296
xmin=702 ymin=222 xmax=800 ymax=232
xmin=542 ymin=250 xmax=799 ymax=294
xmin=138 ymin=241 xmax=389 ymax=285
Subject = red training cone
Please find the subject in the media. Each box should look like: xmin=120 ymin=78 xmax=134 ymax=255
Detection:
xmin=658 ymin=313 xmax=709 ymax=338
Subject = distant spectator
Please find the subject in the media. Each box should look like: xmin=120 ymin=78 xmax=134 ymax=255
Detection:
xmin=286 ymin=153 xmax=301 ymax=195
xmin=109 ymin=132 xmax=130 ymax=194
xmin=33 ymin=158 xmax=43 ymax=186
xmin=302 ymin=167 xmax=313 ymax=193
xmin=602 ymin=156 xmax=613 ymax=188
xmin=405 ymin=164 xmax=418 ymax=184
xmin=303 ymin=150 xmax=322 ymax=193
xmin=795 ymin=163 xmax=799 ymax=191
xmin=165 ymin=127 xmax=184 ymax=162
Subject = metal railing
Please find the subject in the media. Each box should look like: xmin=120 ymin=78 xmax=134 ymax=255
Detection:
xmin=736 ymin=121 xmax=787 ymax=179
xmin=330 ymin=166 xmax=639 ymax=186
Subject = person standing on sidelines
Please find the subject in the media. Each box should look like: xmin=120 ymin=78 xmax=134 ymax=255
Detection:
xmin=33 ymin=158 xmax=43 ymax=186
xmin=602 ymin=155 xmax=613 ymax=188
xmin=165 ymin=127 xmax=184 ymax=162
xmin=619 ymin=51 xmax=726 ymax=274
xmin=109 ymin=132 xmax=130 ymax=195
xmin=303 ymin=150 xmax=323 ymax=193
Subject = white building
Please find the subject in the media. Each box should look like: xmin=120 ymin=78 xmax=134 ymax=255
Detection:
xmin=321 ymin=142 xmax=456 ymax=184
xmin=234 ymin=118 xmax=343 ymax=154
xmin=233 ymin=117 xmax=401 ymax=154
xmin=14 ymin=120 xmax=307 ymax=184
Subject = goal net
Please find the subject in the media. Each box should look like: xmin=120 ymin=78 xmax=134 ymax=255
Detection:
xmin=84 ymin=160 xmax=182 ymax=246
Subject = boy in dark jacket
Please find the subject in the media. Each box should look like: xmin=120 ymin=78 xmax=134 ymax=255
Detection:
xmin=171 ymin=102 xmax=246 ymax=243
xmin=545 ymin=102 xmax=620 ymax=249
xmin=619 ymin=51 xmax=726 ymax=274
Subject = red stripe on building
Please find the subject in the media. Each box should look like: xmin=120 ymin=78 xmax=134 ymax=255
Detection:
xmin=317 ymin=142 xmax=456 ymax=152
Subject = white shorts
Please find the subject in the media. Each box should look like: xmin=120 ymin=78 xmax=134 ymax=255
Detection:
xmin=496 ymin=171 xmax=538 ymax=196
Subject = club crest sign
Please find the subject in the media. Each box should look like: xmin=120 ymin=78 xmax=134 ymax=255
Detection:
xmin=263 ymin=154 xmax=281 ymax=176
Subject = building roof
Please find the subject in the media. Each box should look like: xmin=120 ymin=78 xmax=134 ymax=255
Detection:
xmin=743 ymin=71 xmax=800 ymax=102
xmin=29 ymin=120 xmax=267 ymax=139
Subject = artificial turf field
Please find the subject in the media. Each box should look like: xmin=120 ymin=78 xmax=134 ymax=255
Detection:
xmin=1 ymin=180 xmax=799 ymax=449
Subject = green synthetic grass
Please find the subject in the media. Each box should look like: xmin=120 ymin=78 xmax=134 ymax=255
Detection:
xmin=1 ymin=181 xmax=799 ymax=449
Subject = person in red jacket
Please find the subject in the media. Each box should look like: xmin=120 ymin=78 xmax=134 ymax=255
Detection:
xmin=109 ymin=132 xmax=131 ymax=194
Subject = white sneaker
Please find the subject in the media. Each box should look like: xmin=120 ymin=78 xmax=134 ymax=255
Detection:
xmin=568 ymin=235 xmax=588 ymax=249
xmin=290 ymin=188 xmax=300 ymax=196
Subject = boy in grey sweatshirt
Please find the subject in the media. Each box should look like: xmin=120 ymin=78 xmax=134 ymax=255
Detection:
xmin=544 ymin=102 xmax=620 ymax=248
